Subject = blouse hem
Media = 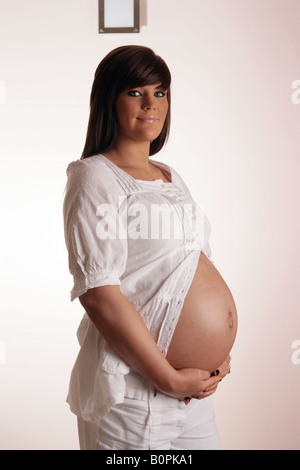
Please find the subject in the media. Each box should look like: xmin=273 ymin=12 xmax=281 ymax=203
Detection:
xmin=67 ymin=392 xmax=127 ymax=422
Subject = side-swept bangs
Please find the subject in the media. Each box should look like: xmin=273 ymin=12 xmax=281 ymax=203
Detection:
xmin=81 ymin=46 xmax=171 ymax=159
xmin=114 ymin=47 xmax=171 ymax=93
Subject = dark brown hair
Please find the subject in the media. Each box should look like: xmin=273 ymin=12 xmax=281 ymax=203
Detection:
xmin=81 ymin=45 xmax=171 ymax=159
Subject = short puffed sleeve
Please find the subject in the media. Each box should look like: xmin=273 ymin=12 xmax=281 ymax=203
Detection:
xmin=63 ymin=157 xmax=128 ymax=301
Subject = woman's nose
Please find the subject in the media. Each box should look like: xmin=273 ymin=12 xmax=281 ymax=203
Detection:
xmin=142 ymin=95 xmax=156 ymax=111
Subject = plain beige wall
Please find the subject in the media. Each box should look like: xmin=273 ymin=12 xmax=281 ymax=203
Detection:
xmin=0 ymin=0 xmax=299 ymax=449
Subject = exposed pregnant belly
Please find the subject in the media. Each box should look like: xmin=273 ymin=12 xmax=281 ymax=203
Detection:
xmin=166 ymin=252 xmax=238 ymax=374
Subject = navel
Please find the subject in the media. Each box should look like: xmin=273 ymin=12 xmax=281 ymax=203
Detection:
xmin=228 ymin=310 xmax=234 ymax=329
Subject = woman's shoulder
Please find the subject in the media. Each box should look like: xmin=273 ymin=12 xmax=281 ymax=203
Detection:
xmin=66 ymin=154 xmax=110 ymax=177
xmin=65 ymin=155 xmax=130 ymax=204
xmin=66 ymin=155 xmax=123 ymax=188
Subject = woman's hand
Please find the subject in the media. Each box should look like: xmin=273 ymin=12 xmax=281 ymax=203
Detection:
xmin=172 ymin=356 xmax=231 ymax=405
xmin=212 ymin=355 xmax=231 ymax=380
xmin=161 ymin=367 xmax=222 ymax=403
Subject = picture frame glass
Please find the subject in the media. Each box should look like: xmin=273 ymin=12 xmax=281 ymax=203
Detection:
xmin=104 ymin=0 xmax=134 ymax=28
xmin=99 ymin=0 xmax=140 ymax=33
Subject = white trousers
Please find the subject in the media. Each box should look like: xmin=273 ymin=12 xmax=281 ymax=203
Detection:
xmin=77 ymin=370 xmax=221 ymax=450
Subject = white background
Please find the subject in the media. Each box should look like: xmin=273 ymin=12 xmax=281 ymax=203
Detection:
xmin=1 ymin=0 xmax=300 ymax=449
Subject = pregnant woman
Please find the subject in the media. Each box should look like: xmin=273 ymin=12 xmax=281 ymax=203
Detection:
xmin=63 ymin=45 xmax=237 ymax=450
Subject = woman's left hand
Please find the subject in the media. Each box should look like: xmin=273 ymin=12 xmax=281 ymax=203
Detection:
xmin=184 ymin=355 xmax=231 ymax=404
xmin=211 ymin=354 xmax=231 ymax=380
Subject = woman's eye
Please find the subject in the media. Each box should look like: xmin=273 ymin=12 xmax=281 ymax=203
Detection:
xmin=154 ymin=91 xmax=166 ymax=98
xmin=127 ymin=90 xmax=142 ymax=97
xmin=127 ymin=90 xmax=166 ymax=98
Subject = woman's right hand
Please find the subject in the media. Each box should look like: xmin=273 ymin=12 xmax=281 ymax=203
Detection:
xmin=161 ymin=367 xmax=222 ymax=403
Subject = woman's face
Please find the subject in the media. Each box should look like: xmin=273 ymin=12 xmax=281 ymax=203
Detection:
xmin=114 ymin=84 xmax=169 ymax=146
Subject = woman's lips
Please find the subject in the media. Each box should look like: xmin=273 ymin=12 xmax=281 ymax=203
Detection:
xmin=136 ymin=116 xmax=158 ymax=123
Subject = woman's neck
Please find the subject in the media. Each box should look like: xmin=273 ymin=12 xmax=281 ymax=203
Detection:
xmin=104 ymin=139 xmax=151 ymax=170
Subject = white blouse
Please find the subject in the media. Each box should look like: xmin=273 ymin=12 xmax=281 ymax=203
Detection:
xmin=63 ymin=154 xmax=212 ymax=421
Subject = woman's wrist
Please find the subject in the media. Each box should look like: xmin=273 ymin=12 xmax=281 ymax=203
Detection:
xmin=155 ymin=367 xmax=192 ymax=397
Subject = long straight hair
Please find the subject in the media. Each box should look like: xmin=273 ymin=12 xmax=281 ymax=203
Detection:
xmin=81 ymin=45 xmax=171 ymax=159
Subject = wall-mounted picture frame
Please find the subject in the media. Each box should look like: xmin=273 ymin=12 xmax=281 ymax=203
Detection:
xmin=99 ymin=0 xmax=140 ymax=34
